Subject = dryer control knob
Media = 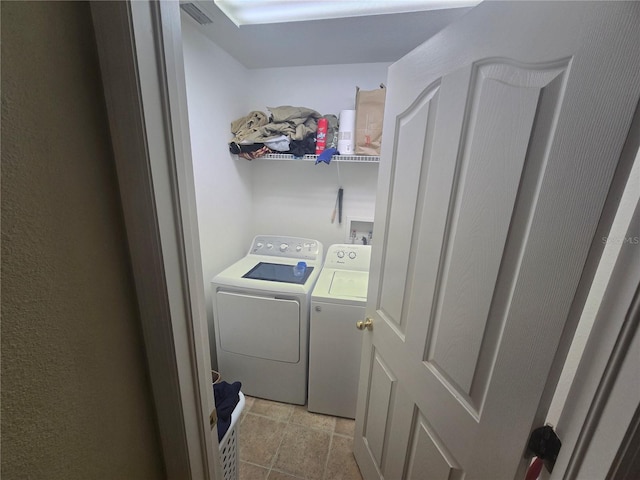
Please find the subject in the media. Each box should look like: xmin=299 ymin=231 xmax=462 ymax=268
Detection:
xmin=349 ymin=251 xmax=357 ymax=259
xmin=296 ymin=245 xmax=302 ymax=252
xmin=337 ymin=251 xmax=345 ymax=258
xmin=256 ymin=242 xmax=264 ymax=249
xmin=266 ymin=243 xmax=273 ymax=249
xmin=280 ymin=243 xmax=289 ymax=252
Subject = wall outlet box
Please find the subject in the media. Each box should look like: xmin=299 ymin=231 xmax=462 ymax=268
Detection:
xmin=346 ymin=217 xmax=374 ymax=245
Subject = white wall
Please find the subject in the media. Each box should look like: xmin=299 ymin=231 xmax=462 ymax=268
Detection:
xmin=251 ymin=161 xmax=379 ymax=250
xmin=182 ymin=19 xmax=254 ymax=368
xmin=244 ymin=63 xmax=390 ymax=115
xmin=244 ymin=63 xmax=390 ymax=250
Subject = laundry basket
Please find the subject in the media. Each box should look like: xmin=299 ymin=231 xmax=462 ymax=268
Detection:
xmin=218 ymin=391 xmax=245 ymax=480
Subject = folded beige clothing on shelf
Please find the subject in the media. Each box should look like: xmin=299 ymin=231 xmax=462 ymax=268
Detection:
xmin=230 ymin=106 xmax=322 ymax=145
xmin=230 ymin=110 xmax=269 ymax=144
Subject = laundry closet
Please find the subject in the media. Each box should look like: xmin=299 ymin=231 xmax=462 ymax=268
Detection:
xmin=177 ymin=3 xmax=468 ymax=372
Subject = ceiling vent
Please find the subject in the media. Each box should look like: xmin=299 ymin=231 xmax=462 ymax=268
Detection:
xmin=180 ymin=3 xmax=213 ymax=25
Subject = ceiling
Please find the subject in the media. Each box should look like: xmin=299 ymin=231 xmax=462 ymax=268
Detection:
xmin=180 ymin=1 xmax=474 ymax=69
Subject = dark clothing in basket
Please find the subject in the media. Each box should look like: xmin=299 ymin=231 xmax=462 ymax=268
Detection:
xmin=213 ymin=381 xmax=242 ymax=441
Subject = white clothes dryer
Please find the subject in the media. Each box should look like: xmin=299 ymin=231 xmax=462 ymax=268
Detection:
xmin=308 ymin=244 xmax=371 ymax=418
xmin=211 ymin=235 xmax=323 ymax=405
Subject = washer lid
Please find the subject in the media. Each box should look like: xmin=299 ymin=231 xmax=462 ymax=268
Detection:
xmin=329 ymin=271 xmax=369 ymax=298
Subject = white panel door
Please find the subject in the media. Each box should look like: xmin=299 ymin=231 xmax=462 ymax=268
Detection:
xmin=354 ymin=2 xmax=640 ymax=479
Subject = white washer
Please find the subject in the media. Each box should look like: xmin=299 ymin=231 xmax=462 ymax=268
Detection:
xmin=211 ymin=235 xmax=323 ymax=405
xmin=308 ymin=244 xmax=371 ymax=418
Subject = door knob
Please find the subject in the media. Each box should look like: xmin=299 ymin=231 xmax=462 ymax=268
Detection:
xmin=356 ymin=318 xmax=374 ymax=331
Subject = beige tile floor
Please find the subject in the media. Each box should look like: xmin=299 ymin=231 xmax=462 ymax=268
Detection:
xmin=238 ymin=396 xmax=363 ymax=480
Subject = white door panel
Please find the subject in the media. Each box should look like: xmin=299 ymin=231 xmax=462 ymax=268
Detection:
xmin=405 ymin=412 xmax=462 ymax=480
xmin=364 ymin=352 xmax=396 ymax=467
xmin=354 ymin=2 xmax=640 ymax=479
xmin=378 ymin=84 xmax=440 ymax=334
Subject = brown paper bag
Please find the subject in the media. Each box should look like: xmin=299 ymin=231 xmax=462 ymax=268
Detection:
xmin=355 ymin=84 xmax=386 ymax=155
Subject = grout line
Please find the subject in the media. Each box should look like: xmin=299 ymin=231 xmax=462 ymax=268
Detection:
xmin=244 ymin=411 xmax=292 ymax=423
xmin=284 ymin=405 xmax=295 ymax=422
xmin=321 ymin=432 xmax=335 ymax=480
xmin=269 ymin=466 xmax=307 ymax=479
xmin=240 ymin=460 xmax=270 ymax=470
xmin=267 ymin=413 xmax=290 ymax=476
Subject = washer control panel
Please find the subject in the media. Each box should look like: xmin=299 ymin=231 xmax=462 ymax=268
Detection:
xmin=250 ymin=235 xmax=323 ymax=261
xmin=325 ymin=244 xmax=371 ymax=271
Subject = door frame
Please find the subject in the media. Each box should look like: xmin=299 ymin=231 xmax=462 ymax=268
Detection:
xmin=91 ymin=1 xmax=639 ymax=478
xmin=91 ymin=1 xmax=219 ymax=479
xmin=546 ymin=104 xmax=640 ymax=479
xmin=551 ymin=198 xmax=640 ymax=479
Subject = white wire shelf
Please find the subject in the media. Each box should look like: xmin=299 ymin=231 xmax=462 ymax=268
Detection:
xmin=258 ymin=153 xmax=379 ymax=163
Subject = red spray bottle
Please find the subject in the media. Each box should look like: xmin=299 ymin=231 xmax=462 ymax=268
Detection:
xmin=315 ymin=117 xmax=328 ymax=154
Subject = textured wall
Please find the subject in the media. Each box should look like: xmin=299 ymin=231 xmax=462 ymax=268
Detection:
xmin=1 ymin=2 xmax=165 ymax=478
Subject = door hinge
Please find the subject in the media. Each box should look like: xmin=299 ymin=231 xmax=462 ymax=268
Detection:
xmin=526 ymin=425 xmax=562 ymax=473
